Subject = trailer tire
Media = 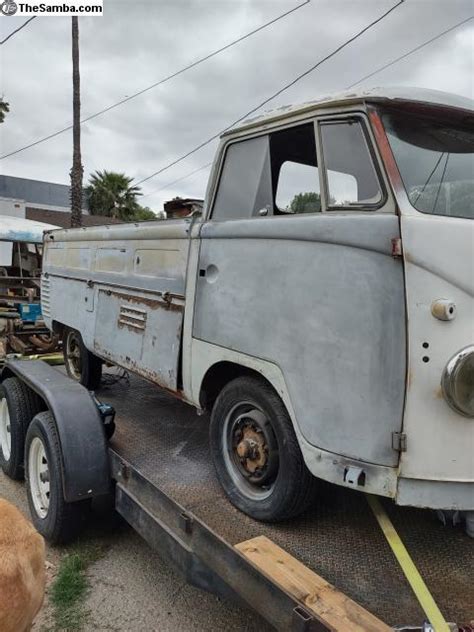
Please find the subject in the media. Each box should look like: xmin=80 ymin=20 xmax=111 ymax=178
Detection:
xmin=63 ymin=327 xmax=102 ymax=390
xmin=0 ymin=377 xmax=43 ymax=480
xmin=210 ymin=376 xmax=317 ymax=522
xmin=25 ymin=411 xmax=90 ymax=544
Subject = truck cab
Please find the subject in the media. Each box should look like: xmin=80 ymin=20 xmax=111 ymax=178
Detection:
xmin=40 ymin=87 xmax=474 ymax=523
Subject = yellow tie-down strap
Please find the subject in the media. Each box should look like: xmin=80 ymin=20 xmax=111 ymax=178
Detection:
xmin=366 ymin=495 xmax=450 ymax=632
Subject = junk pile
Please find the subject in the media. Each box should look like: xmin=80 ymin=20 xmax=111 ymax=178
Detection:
xmin=0 ymin=217 xmax=61 ymax=364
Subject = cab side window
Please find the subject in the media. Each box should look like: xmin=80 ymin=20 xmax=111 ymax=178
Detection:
xmin=212 ymin=135 xmax=272 ymax=220
xmin=212 ymin=122 xmax=320 ymax=220
xmin=211 ymin=118 xmax=381 ymax=220
xmin=319 ymin=120 xmax=382 ymax=207
xmin=271 ymin=123 xmax=321 ymax=214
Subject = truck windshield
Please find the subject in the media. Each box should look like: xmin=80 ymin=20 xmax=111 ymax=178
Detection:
xmin=382 ymin=109 xmax=474 ymax=220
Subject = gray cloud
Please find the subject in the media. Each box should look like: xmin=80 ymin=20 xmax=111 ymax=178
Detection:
xmin=1 ymin=0 xmax=473 ymax=212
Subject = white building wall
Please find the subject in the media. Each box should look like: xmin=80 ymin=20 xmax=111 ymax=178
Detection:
xmin=0 ymin=198 xmax=26 ymax=263
xmin=0 ymin=197 xmax=26 ymax=219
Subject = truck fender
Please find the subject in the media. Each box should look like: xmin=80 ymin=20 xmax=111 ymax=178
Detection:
xmin=1 ymin=359 xmax=110 ymax=502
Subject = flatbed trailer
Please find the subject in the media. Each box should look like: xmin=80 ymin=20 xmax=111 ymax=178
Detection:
xmin=1 ymin=361 xmax=472 ymax=631
xmin=102 ymin=376 xmax=473 ymax=631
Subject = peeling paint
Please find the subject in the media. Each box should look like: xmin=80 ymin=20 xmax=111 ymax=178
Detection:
xmin=0 ymin=217 xmax=58 ymax=243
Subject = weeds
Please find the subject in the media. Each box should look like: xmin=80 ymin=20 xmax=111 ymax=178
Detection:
xmin=50 ymin=543 xmax=105 ymax=631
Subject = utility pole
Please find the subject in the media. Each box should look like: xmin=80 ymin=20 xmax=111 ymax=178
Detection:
xmin=70 ymin=16 xmax=83 ymax=228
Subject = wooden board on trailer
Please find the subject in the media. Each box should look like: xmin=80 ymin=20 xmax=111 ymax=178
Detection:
xmin=236 ymin=535 xmax=392 ymax=632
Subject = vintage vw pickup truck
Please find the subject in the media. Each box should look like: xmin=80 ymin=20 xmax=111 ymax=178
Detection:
xmin=41 ymin=87 xmax=473 ymax=525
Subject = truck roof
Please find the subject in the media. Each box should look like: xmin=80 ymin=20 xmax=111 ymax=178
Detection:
xmin=226 ymin=86 xmax=474 ymax=136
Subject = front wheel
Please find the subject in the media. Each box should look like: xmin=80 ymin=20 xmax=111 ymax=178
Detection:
xmin=210 ymin=376 xmax=317 ymax=522
xmin=25 ymin=411 xmax=90 ymax=544
xmin=63 ymin=327 xmax=102 ymax=390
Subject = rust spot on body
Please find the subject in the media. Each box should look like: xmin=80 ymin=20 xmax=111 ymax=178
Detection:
xmin=94 ymin=343 xmax=186 ymax=401
xmin=106 ymin=289 xmax=183 ymax=312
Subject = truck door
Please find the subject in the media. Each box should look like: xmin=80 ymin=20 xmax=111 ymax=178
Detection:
xmin=193 ymin=116 xmax=406 ymax=467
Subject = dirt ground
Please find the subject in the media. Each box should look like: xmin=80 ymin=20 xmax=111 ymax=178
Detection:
xmin=0 ymin=472 xmax=271 ymax=632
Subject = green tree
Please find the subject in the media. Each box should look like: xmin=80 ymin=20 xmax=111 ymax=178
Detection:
xmin=0 ymin=98 xmax=10 ymax=124
xmin=132 ymin=206 xmax=157 ymax=221
xmin=86 ymin=170 xmax=142 ymax=220
xmin=290 ymin=191 xmax=322 ymax=213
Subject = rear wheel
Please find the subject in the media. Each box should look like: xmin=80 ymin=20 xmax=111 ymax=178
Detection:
xmin=210 ymin=376 xmax=318 ymax=522
xmin=25 ymin=411 xmax=90 ymax=544
xmin=63 ymin=327 xmax=102 ymax=390
xmin=0 ymin=377 xmax=43 ymax=480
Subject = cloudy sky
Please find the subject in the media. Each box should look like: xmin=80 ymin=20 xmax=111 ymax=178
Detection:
xmin=0 ymin=0 xmax=473 ymax=212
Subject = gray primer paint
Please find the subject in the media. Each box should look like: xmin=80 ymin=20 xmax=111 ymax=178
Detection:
xmin=194 ymin=213 xmax=406 ymax=467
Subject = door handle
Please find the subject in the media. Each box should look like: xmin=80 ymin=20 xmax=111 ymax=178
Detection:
xmin=199 ymin=265 xmax=219 ymax=283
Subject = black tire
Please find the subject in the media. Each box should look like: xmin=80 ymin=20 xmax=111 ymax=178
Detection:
xmin=210 ymin=376 xmax=318 ymax=522
xmin=63 ymin=327 xmax=102 ymax=390
xmin=25 ymin=411 xmax=90 ymax=544
xmin=0 ymin=377 xmax=43 ymax=480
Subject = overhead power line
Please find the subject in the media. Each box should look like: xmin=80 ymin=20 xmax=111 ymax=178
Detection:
xmin=0 ymin=16 xmax=36 ymax=45
xmin=143 ymin=13 xmax=472 ymax=197
xmin=0 ymin=0 xmax=310 ymax=160
xmin=135 ymin=0 xmax=405 ymax=187
xmin=141 ymin=162 xmax=213 ymax=199
xmin=348 ymin=15 xmax=474 ymax=88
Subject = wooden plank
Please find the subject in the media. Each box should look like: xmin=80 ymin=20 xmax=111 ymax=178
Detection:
xmin=235 ymin=535 xmax=391 ymax=632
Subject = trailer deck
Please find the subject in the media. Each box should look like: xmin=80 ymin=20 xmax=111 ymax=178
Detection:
xmin=99 ymin=375 xmax=473 ymax=629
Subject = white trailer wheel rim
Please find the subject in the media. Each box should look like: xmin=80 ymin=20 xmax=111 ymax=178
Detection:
xmin=29 ymin=437 xmax=50 ymax=519
xmin=0 ymin=398 xmax=11 ymax=461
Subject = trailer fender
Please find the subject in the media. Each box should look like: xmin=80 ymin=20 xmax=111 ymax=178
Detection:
xmin=1 ymin=359 xmax=110 ymax=502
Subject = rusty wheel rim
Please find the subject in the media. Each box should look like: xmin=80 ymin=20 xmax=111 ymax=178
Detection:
xmin=66 ymin=331 xmax=82 ymax=381
xmin=223 ymin=401 xmax=279 ymax=500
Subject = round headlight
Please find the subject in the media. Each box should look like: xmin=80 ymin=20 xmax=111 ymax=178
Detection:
xmin=441 ymin=345 xmax=474 ymax=418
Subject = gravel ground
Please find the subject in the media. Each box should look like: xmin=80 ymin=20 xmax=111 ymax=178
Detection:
xmin=0 ymin=472 xmax=271 ymax=632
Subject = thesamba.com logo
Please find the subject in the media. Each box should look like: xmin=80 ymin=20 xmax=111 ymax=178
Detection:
xmin=1 ymin=0 xmax=18 ymax=15
xmin=1 ymin=1 xmax=103 ymax=15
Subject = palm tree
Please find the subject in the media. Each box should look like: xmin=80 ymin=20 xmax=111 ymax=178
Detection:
xmin=70 ymin=17 xmax=83 ymax=228
xmin=86 ymin=170 xmax=142 ymax=220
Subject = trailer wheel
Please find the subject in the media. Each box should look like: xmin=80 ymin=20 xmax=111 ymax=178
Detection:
xmin=25 ymin=411 xmax=90 ymax=544
xmin=0 ymin=377 xmax=43 ymax=480
xmin=210 ymin=376 xmax=317 ymax=522
xmin=63 ymin=328 xmax=102 ymax=390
